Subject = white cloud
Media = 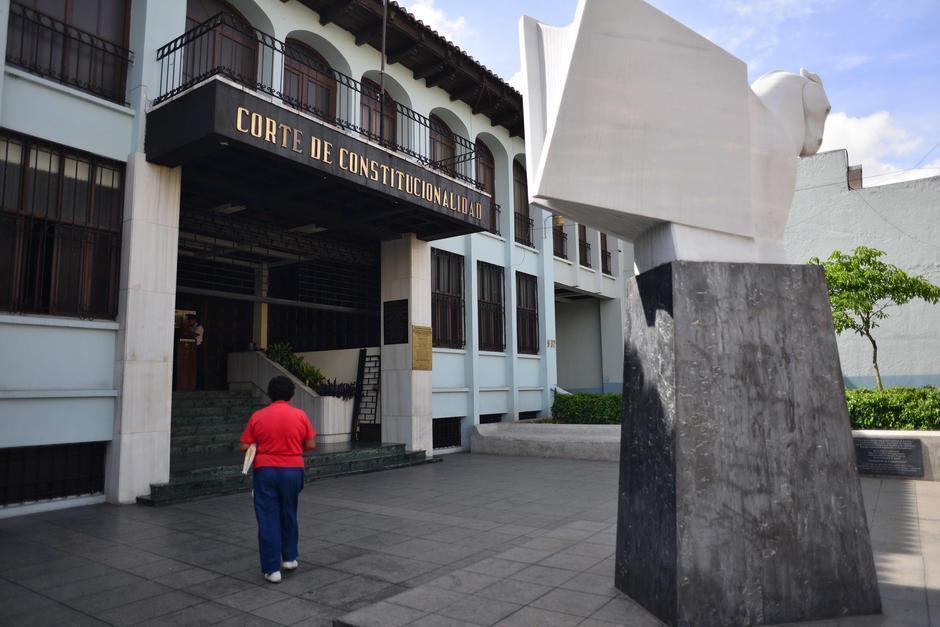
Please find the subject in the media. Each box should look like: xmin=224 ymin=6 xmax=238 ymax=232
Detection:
xmin=833 ymin=54 xmax=868 ymax=71
xmin=820 ymin=111 xmax=940 ymax=185
xmin=401 ymin=0 xmax=477 ymax=49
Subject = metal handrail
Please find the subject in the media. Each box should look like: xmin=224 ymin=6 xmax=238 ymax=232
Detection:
xmin=579 ymin=240 xmax=592 ymax=268
xmin=6 ymin=1 xmax=133 ymax=104
xmin=514 ymin=212 xmax=534 ymax=247
xmin=154 ymin=13 xmax=481 ymax=188
xmin=553 ymin=227 xmax=568 ymax=259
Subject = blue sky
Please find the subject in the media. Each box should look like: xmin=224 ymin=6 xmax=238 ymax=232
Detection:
xmin=400 ymin=0 xmax=940 ymax=185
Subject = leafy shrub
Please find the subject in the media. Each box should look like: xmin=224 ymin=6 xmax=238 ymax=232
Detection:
xmin=846 ymin=387 xmax=940 ymax=431
xmin=265 ymin=343 xmax=325 ymax=390
xmin=552 ymin=393 xmax=622 ymax=425
xmin=316 ymin=378 xmax=357 ymax=400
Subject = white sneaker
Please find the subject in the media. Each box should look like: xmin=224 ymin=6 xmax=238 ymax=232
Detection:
xmin=281 ymin=560 xmax=298 ymax=571
xmin=264 ymin=571 xmax=282 ymax=583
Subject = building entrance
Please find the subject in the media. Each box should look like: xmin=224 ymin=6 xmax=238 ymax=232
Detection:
xmin=173 ymin=293 xmax=252 ymax=391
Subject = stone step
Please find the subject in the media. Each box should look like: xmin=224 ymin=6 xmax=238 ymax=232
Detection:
xmin=171 ymin=422 xmax=248 ymax=437
xmin=172 ymin=402 xmax=265 ymax=417
xmin=139 ymin=449 xmax=436 ymax=506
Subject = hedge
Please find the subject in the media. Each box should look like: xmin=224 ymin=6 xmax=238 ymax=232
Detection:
xmin=846 ymin=387 xmax=940 ymax=431
xmin=552 ymin=393 xmax=622 ymax=425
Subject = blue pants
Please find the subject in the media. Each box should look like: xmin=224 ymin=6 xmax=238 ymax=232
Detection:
xmin=252 ymin=467 xmax=304 ymax=574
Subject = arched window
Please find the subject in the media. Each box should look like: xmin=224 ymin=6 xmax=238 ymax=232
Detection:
xmin=429 ymin=114 xmax=455 ymax=175
xmin=475 ymin=139 xmax=495 ymax=195
xmin=513 ymin=160 xmax=532 ymax=246
xmin=361 ymin=78 xmax=397 ymax=144
xmin=185 ymin=0 xmax=257 ymax=88
xmin=283 ymin=39 xmax=336 ymax=119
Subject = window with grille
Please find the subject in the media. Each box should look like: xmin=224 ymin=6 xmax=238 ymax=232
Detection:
xmin=6 ymin=0 xmax=131 ymax=104
xmin=516 ymin=272 xmax=539 ymax=355
xmin=0 ymin=442 xmax=107 ymax=506
xmin=432 ymin=248 xmax=464 ymax=348
xmin=513 ymin=160 xmax=532 ymax=246
xmin=430 ymin=114 xmax=456 ymax=175
xmin=283 ymin=38 xmax=336 ymax=119
xmin=360 ymin=77 xmax=396 ymax=143
xmin=0 ymin=132 xmax=124 ymax=319
xmin=478 ymin=261 xmax=505 ymax=352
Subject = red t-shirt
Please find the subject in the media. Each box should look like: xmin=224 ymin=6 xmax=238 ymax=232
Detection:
xmin=240 ymin=401 xmax=315 ymax=468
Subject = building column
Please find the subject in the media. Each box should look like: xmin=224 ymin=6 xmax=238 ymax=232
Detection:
xmin=380 ymin=233 xmax=433 ymax=454
xmin=536 ymin=207 xmax=558 ymax=412
xmin=105 ymin=154 xmax=181 ymax=503
xmin=253 ymin=265 xmax=269 ymax=349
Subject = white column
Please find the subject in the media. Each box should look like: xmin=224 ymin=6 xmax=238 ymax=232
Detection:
xmin=536 ymin=207 xmax=558 ymax=413
xmin=0 ymin=0 xmax=10 ymax=117
xmin=105 ymin=154 xmax=181 ymax=503
xmin=380 ymin=234 xmax=433 ymax=454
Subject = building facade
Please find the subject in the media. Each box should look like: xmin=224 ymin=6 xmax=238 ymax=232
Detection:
xmin=786 ymin=149 xmax=940 ymax=389
xmin=0 ymin=0 xmax=628 ymax=512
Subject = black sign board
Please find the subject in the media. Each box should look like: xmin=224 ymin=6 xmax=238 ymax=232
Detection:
xmin=145 ymin=79 xmax=492 ymax=235
xmin=854 ymin=438 xmax=924 ymax=477
xmin=383 ymin=300 xmax=409 ymax=345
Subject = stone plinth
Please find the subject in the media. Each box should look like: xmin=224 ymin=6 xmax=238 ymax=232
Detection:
xmin=616 ymin=261 xmax=880 ymax=626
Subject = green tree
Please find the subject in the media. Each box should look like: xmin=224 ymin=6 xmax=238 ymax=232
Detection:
xmin=810 ymin=247 xmax=940 ymax=390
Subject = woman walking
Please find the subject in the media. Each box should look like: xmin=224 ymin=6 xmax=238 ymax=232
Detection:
xmin=240 ymin=376 xmax=316 ymax=583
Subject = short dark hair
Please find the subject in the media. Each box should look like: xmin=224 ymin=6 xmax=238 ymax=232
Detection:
xmin=268 ymin=376 xmax=295 ymax=402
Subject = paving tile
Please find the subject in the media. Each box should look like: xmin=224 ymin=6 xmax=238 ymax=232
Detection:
xmin=251 ymin=597 xmax=336 ymax=625
xmin=495 ymin=606 xmax=582 ymax=627
xmin=0 ymin=591 xmax=57 ymax=622
xmin=530 ymin=588 xmax=610 ymax=617
xmin=304 ymin=574 xmax=396 ymax=609
xmin=42 ymin=571 xmax=148 ymax=602
xmin=494 ymin=547 xmax=553 ymax=564
xmin=186 ymin=575 xmax=258 ymax=600
xmin=476 ymin=579 xmax=552 ymax=605
xmin=339 ymin=600 xmax=427 ymax=627
xmin=96 ymin=590 xmax=203 ymax=626
xmin=537 ymin=552 xmax=604 ymax=572
xmin=153 ymin=566 xmax=221 ymax=589
xmin=386 ymin=585 xmax=466 ymax=612
xmin=590 ymin=597 xmax=663 ymax=626
xmin=333 ymin=553 xmax=439 ymax=583
xmin=509 ymin=564 xmax=576 ymax=587
xmin=123 ymin=557 xmax=194 ymax=580
xmin=557 ymin=542 xmax=614 ymax=560
xmin=411 ymin=614 xmax=480 ymax=627
xmin=66 ymin=579 xmax=174 ymax=615
xmin=463 ymin=557 xmax=529 ymax=578
xmin=275 ymin=566 xmax=353 ymax=596
xmin=426 ymin=570 xmax=501 ymax=594
xmin=438 ymin=594 xmax=522 ymax=625
xmin=217 ymin=586 xmax=290 ymax=612
xmin=137 ymin=601 xmax=241 ymax=626
xmin=5 ymin=602 xmax=110 ymax=626
xmin=557 ymin=572 xmax=622 ymax=597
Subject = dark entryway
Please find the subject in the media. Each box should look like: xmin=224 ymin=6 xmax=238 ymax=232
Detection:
xmin=174 ymin=292 xmax=252 ymax=391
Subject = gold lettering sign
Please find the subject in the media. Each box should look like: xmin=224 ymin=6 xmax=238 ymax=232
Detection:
xmin=234 ymin=106 xmax=485 ymax=222
xmin=412 ymin=325 xmax=432 ymax=371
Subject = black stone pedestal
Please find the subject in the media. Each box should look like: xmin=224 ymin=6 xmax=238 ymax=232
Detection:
xmin=616 ymin=262 xmax=880 ymax=626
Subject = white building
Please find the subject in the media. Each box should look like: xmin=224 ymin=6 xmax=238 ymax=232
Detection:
xmin=786 ymin=149 xmax=940 ymax=389
xmin=0 ymin=0 xmax=628 ymax=512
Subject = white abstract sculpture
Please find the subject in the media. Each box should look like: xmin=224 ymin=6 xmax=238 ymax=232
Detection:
xmin=519 ymin=0 xmax=831 ymax=272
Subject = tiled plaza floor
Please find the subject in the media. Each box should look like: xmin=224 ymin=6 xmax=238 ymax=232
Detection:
xmin=0 ymin=453 xmax=937 ymax=626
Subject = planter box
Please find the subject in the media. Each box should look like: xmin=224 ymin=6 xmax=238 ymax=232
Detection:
xmin=470 ymin=423 xmax=619 ymax=461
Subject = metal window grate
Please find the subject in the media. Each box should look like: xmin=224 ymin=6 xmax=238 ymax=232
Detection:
xmin=432 ymin=249 xmax=465 ymax=349
xmin=479 ymin=414 xmax=503 ymax=424
xmin=516 ymin=272 xmax=539 ymax=355
xmin=433 ymin=417 xmax=463 ymax=449
xmin=0 ymin=442 xmax=107 ymax=506
xmin=553 ymin=226 xmax=567 ymax=259
xmin=478 ymin=261 xmax=505 ymax=352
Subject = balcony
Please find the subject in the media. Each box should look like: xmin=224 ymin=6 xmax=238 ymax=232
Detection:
xmin=579 ymin=240 xmax=592 ymax=268
xmin=602 ymin=250 xmax=612 ymax=275
xmin=5 ymin=2 xmax=133 ymax=105
xmin=514 ymin=212 xmax=534 ymax=247
xmin=155 ymin=13 xmax=483 ymax=190
xmin=553 ymin=226 xmax=568 ymax=259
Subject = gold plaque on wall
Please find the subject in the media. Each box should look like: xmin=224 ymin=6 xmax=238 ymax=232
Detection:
xmin=412 ymin=325 xmax=433 ymax=370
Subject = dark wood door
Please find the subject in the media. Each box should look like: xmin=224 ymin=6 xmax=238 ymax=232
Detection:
xmin=175 ymin=294 xmax=252 ymax=390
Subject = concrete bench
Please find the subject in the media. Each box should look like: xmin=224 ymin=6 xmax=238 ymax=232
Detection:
xmin=470 ymin=423 xmax=620 ymax=461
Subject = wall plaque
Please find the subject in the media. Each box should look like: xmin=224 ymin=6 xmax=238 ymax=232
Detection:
xmin=383 ymin=300 xmax=408 ymax=345
xmin=412 ymin=325 xmax=432 ymax=370
xmin=854 ymin=438 xmax=924 ymax=477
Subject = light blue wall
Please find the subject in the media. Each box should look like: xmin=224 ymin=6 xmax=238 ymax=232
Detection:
xmin=0 ymin=315 xmax=117 ymax=448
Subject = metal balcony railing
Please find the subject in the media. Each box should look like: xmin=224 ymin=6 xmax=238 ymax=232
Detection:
xmin=514 ymin=212 xmax=534 ymax=247
xmin=579 ymin=240 xmax=592 ymax=268
xmin=6 ymin=1 xmax=133 ymax=104
xmin=601 ymin=250 xmax=612 ymax=275
xmin=553 ymin=227 xmax=567 ymax=259
xmin=154 ymin=13 xmax=482 ymax=189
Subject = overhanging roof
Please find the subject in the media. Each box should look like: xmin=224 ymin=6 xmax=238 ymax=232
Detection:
xmin=298 ymin=0 xmax=525 ymax=138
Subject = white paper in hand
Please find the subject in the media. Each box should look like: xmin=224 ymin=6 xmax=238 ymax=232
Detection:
xmin=242 ymin=444 xmax=256 ymax=475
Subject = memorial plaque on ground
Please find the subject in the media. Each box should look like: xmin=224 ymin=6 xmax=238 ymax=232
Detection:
xmin=854 ymin=438 xmax=924 ymax=477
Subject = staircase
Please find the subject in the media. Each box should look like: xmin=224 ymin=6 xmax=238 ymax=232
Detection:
xmin=137 ymin=390 xmax=436 ymax=506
